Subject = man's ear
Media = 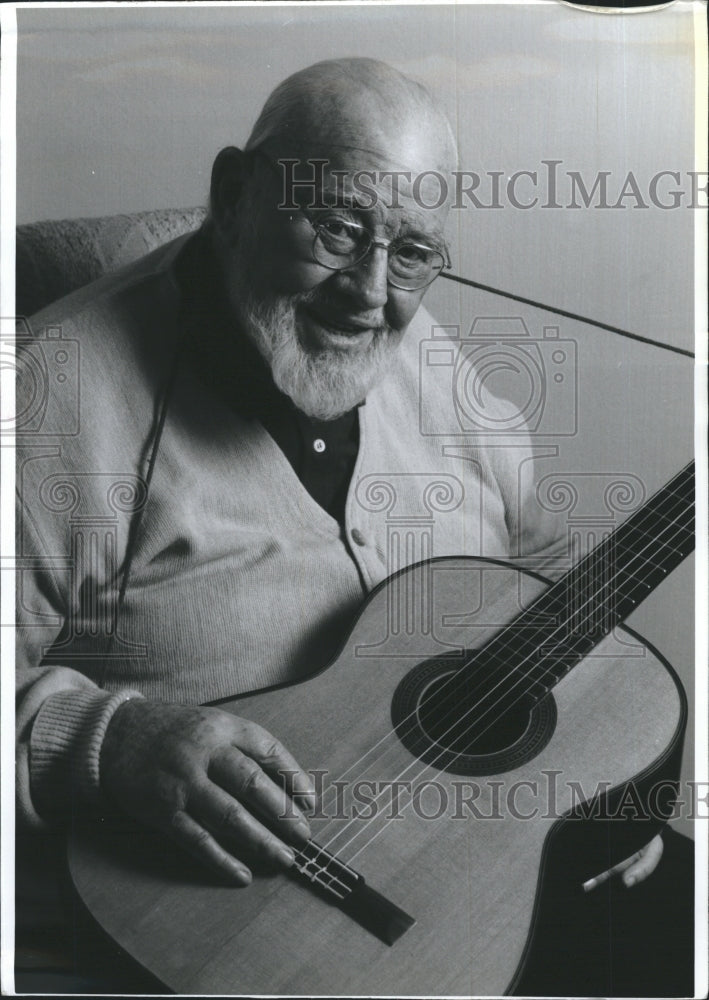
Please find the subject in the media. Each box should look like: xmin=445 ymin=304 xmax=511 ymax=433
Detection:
xmin=210 ymin=146 xmax=252 ymax=232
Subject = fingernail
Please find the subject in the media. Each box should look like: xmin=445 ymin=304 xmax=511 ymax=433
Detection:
xmin=278 ymin=844 xmax=295 ymax=867
xmin=583 ymin=877 xmax=597 ymax=892
xmin=624 ymin=875 xmax=636 ymax=887
xmin=233 ymin=865 xmax=252 ymax=885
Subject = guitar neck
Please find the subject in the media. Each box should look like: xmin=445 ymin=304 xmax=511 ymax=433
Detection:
xmin=482 ymin=463 xmax=695 ymax=694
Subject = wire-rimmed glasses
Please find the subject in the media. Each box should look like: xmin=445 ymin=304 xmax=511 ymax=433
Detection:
xmin=253 ymin=149 xmax=451 ymax=290
xmin=309 ymin=216 xmax=451 ymax=291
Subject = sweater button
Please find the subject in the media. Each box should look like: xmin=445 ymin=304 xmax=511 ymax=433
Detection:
xmin=351 ymin=528 xmax=366 ymax=547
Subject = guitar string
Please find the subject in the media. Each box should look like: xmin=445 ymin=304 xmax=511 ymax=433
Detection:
xmin=304 ymin=467 xmax=693 ymax=838
xmin=305 ymin=473 xmax=693 ymax=866
xmin=304 ymin=470 xmax=694 ymax=863
xmin=336 ymin=492 xmax=694 ymax=867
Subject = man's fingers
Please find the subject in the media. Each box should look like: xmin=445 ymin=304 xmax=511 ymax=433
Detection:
xmin=168 ymin=810 xmax=252 ymax=885
xmin=209 ymin=747 xmax=311 ymax=844
xmin=583 ymin=834 xmax=664 ymax=891
xmin=622 ymin=833 xmax=663 ymax=887
xmin=229 ymin=720 xmax=317 ymax=808
xmin=189 ymin=779 xmax=297 ymax=870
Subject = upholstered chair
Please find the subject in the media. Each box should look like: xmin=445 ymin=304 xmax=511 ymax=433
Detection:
xmin=16 ymin=206 xmax=206 ymax=317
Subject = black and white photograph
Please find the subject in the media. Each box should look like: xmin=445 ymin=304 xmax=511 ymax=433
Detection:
xmin=1 ymin=1 xmax=706 ymax=996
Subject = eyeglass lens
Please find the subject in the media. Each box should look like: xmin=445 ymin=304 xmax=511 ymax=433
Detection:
xmin=313 ymin=220 xmax=444 ymax=289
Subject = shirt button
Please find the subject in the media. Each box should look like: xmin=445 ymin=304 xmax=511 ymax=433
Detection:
xmin=313 ymin=438 xmax=326 ymax=453
xmin=351 ymin=528 xmax=366 ymax=547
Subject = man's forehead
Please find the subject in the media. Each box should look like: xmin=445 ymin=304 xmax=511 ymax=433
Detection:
xmin=270 ymin=112 xmax=453 ymax=173
xmin=265 ymin=132 xmax=455 ymax=216
xmin=253 ymin=78 xmax=456 ymax=219
xmin=270 ymin=150 xmax=453 ymax=228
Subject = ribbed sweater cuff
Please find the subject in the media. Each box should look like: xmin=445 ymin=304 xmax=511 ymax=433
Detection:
xmin=30 ymin=687 xmax=144 ymax=818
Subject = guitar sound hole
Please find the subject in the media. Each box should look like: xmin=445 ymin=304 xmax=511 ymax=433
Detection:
xmin=391 ymin=654 xmax=557 ymax=776
xmin=417 ymin=672 xmax=534 ymax=757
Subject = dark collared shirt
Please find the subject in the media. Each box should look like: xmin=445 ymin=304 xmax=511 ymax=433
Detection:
xmin=176 ymin=228 xmax=360 ymax=531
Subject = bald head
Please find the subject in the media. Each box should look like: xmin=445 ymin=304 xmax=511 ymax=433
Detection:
xmin=245 ymin=58 xmax=457 ymax=177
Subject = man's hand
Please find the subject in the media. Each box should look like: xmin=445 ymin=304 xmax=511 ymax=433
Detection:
xmin=100 ymin=699 xmax=315 ymax=885
xmin=583 ymin=834 xmax=664 ymax=892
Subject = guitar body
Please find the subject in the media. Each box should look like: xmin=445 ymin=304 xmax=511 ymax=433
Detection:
xmin=68 ymin=557 xmax=686 ymax=995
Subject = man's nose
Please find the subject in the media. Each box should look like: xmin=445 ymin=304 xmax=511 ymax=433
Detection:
xmin=341 ymin=245 xmax=389 ymax=309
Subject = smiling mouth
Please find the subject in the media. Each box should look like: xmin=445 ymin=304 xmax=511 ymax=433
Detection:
xmin=300 ymin=307 xmax=378 ymax=350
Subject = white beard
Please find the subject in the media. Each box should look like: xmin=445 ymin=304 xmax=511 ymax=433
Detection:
xmin=235 ymin=286 xmax=402 ymax=421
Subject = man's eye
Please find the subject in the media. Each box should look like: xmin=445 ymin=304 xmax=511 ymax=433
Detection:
xmin=395 ymin=244 xmax=436 ymax=266
xmin=315 ymin=218 xmax=365 ymax=253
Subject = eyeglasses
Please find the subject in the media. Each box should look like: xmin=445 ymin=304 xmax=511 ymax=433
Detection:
xmin=252 ymin=148 xmax=451 ymax=291
xmin=307 ymin=216 xmax=451 ymax=291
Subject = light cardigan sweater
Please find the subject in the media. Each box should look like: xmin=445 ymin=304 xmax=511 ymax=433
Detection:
xmin=16 ymin=230 xmax=563 ymax=827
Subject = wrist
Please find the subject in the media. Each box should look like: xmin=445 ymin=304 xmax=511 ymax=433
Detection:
xmin=100 ymin=695 xmax=147 ymax=776
xmin=31 ymin=687 xmax=145 ymax=819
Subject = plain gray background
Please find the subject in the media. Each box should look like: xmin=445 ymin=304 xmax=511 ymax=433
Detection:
xmin=16 ymin=2 xmax=697 ymax=834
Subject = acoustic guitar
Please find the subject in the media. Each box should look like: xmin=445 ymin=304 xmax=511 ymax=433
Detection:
xmin=68 ymin=462 xmax=694 ymax=995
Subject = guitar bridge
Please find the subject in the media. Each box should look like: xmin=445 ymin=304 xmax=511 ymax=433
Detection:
xmin=291 ymin=840 xmax=415 ymax=945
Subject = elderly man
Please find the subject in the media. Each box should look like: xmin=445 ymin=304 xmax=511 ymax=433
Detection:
xmin=16 ymin=58 xmax=685 ymax=994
